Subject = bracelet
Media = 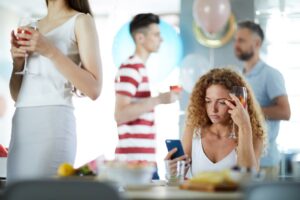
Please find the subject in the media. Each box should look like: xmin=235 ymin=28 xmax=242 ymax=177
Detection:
xmin=13 ymin=68 xmax=23 ymax=74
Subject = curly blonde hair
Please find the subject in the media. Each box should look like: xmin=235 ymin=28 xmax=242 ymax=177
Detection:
xmin=185 ymin=68 xmax=266 ymax=140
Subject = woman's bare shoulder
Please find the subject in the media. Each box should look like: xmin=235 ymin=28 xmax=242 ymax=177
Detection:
xmin=74 ymin=12 xmax=96 ymax=39
xmin=75 ymin=12 xmax=94 ymax=26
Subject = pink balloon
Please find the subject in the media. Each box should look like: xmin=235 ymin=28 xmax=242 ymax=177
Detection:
xmin=193 ymin=0 xmax=231 ymax=34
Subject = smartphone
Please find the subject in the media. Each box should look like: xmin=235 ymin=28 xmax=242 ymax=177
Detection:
xmin=165 ymin=139 xmax=185 ymax=159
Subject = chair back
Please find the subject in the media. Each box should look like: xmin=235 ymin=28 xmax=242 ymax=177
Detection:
xmin=2 ymin=179 xmax=123 ymax=200
xmin=244 ymin=181 xmax=300 ymax=200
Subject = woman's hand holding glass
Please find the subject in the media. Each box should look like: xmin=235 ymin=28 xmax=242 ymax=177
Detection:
xmin=16 ymin=27 xmax=54 ymax=59
xmin=228 ymin=94 xmax=250 ymax=121
xmin=10 ymin=30 xmax=27 ymax=72
xmin=164 ymin=147 xmax=191 ymax=175
xmin=13 ymin=17 xmax=39 ymax=75
xmin=225 ymin=93 xmax=251 ymax=135
xmin=226 ymin=86 xmax=249 ymax=139
xmin=15 ymin=20 xmax=58 ymax=76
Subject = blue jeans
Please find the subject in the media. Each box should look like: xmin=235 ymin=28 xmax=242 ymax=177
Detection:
xmin=152 ymin=167 xmax=160 ymax=180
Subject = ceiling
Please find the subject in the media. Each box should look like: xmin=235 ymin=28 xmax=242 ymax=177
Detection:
xmin=0 ymin=0 xmax=181 ymax=18
xmin=255 ymin=0 xmax=300 ymax=15
xmin=4 ymin=0 xmax=300 ymax=20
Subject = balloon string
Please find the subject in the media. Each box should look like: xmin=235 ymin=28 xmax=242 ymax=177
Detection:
xmin=209 ymin=48 xmax=214 ymax=68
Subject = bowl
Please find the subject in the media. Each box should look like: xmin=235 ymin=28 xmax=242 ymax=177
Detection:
xmin=98 ymin=161 xmax=155 ymax=186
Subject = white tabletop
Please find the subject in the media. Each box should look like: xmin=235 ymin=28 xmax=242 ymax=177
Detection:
xmin=123 ymin=185 xmax=243 ymax=200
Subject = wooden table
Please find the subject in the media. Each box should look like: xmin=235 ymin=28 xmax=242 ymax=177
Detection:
xmin=123 ymin=186 xmax=243 ymax=200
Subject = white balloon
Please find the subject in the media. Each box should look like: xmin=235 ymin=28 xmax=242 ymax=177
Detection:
xmin=193 ymin=0 xmax=231 ymax=34
xmin=179 ymin=54 xmax=210 ymax=93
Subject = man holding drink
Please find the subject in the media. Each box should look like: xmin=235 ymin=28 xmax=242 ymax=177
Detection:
xmin=114 ymin=13 xmax=180 ymax=179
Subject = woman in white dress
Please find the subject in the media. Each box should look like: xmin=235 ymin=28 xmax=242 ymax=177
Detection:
xmin=8 ymin=0 xmax=102 ymax=182
xmin=165 ymin=68 xmax=266 ymax=176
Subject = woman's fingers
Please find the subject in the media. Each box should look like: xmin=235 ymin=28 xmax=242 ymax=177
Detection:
xmin=185 ymin=156 xmax=191 ymax=164
xmin=229 ymin=94 xmax=244 ymax=108
xmin=184 ymin=156 xmax=191 ymax=169
xmin=229 ymin=94 xmax=240 ymax=104
xmin=164 ymin=147 xmax=178 ymax=160
xmin=16 ymin=28 xmax=38 ymax=49
xmin=19 ymin=41 xmax=37 ymax=53
xmin=11 ymin=46 xmax=27 ymax=58
xmin=11 ymin=30 xmax=15 ymax=43
xmin=225 ymin=99 xmax=235 ymax=109
xmin=165 ymin=148 xmax=189 ymax=162
xmin=17 ymin=40 xmax=31 ymax=47
xmin=227 ymin=109 xmax=233 ymax=115
xmin=11 ymin=30 xmax=20 ymax=47
xmin=16 ymin=32 xmax=31 ymax=41
xmin=225 ymin=94 xmax=242 ymax=109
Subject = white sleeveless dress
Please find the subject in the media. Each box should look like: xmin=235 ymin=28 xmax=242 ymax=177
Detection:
xmin=187 ymin=130 xmax=237 ymax=177
xmin=7 ymin=13 xmax=83 ymax=183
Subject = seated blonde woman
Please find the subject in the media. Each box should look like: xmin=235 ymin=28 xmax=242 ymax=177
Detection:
xmin=165 ymin=68 xmax=266 ymax=177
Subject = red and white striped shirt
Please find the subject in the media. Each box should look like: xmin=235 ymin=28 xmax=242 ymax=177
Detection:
xmin=115 ymin=55 xmax=156 ymax=162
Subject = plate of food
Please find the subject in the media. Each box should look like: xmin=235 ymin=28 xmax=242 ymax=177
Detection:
xmin=180 ymin=169 xmax=240 ymax=192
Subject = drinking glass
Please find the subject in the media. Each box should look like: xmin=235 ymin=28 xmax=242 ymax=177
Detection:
xmin=15 ymin=17 xmax=38 ymax=75
xmin=231 ymin=86 xmax=247 ymax=108
xmin=228 ymin=86 xmax=247 ymax=139
xmin=165 ymin=160 xmax=185 ymax=186
xmin=169 ymin=85 xmax=182 ymax=92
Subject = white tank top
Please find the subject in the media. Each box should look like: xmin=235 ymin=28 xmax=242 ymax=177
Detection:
xmin=16 ymin=13 xmax=83 ymax=108
xmin=187 ymin=130 xmax=237 ymax=177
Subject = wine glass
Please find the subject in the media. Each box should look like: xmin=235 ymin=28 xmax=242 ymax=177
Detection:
xmin=228 ymin=86 xmax=247 ymax=139
xmin=15 ymin=17 xmax=38 ymax=75
xmin=169 ymin=85 xmax=182 ymax=92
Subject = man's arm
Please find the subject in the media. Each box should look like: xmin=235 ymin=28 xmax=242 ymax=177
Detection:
xmin=114 ymin=94 xmax=159 ymax=124
xmin=262 ymin=95 xmax=291 ymax=120
xmin=114 ymin=92 xmax=177 ymax=124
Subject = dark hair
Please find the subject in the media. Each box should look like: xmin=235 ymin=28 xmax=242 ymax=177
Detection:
xmin=238 ymin=20 xmax=264 ymax=42
xmin=46 ymin=0 xmax=93 ymax=16
xmin=129 ymin=13 xmax=160 ymax=37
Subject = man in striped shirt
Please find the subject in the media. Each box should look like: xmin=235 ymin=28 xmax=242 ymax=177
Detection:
xmin=114 ymin=13 xmax=179 ymax=179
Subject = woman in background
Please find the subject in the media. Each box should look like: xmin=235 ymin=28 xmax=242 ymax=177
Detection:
xmin=8 ymin=0 xmax=102 ymax=182
xmin=166 ymin=68 xmax=266 ymax=176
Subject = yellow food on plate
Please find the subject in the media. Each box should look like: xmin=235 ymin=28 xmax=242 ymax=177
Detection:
xmin=180 ymin=169 xmax=239 ymax=192
xmin=189 ymin=169 xmax=234 ymax=184
xmin=57 ymin=163 xmax=75 ymax=177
